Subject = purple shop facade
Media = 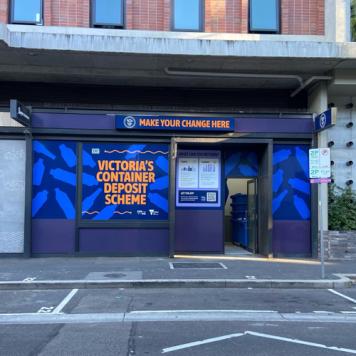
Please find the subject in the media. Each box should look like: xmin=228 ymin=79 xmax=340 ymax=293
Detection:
xmin=30 ymin=113 xmax=314 ymax=257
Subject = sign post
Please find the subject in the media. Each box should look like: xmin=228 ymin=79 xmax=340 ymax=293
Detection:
xmin=309 ymin=148 xmax=331 ymax=279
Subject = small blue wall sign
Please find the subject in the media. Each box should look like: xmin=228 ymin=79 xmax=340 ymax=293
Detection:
xmin=314 ymin=108 xmax=337 ymax=132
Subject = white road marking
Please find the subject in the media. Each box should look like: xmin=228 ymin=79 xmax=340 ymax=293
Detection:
xmin=246 ymin=331 xmax=356 ymax=354
xmin=22 ymin=277 xmax=36 ymax=282
xmin=341 ymin=311 xmax=356 ymax=314
xmin=313 ymin=311 xmax=334 ymax=314
xmin=168 ymin=262 xmax=227 ymax=269
xmin=52 ymin=289 xmax=78 ymax=314
xmin=328 ymin=289 xmax=356 ymax=304
xmin=37 ymin=306 xmax=54 ymax=314
xmin=162 ymin=333 xmax=245 ymax=353
xmin=162 ymin=330 xmax=356 ymax=354
xmin=245 ymin=276 xmax=256 ymax=279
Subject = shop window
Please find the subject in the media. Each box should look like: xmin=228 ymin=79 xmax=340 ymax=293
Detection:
xmin=81 ymin=143 xmax=169 ymax=221
xmin=10 ymin=0 xmax=42 ymax=25
xmin=249 ymin=0 xmax=279 ymax=33
xmin=173 ymin=0 xmax=202 ymax=31
xmin=32 ymin=140 xmax=77 ymax=220
xmin=91 ymin=0 xmax=124 ymax=28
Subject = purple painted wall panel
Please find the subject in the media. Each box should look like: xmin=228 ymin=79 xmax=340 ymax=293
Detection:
xmin=79 ymin=229 xmax=169 ymax=255
xmin=32 ymin=113 xmax=313 ymax=134
xmin=32 ymin=113 xmax=114 ymax=129
xmin=175 ymin=210 xmax=224 ymax=253
xmin=235 ymin=118 xmax=313 ymax=133
xmin=32 ymin=219 xmax=75 ymax=254
xmin=272 ymin=220 xmax=311 ymax=256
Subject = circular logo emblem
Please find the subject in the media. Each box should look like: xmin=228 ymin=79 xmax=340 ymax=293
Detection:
xmin=123 ymin=116 xmax=136 ymax=129
xmin=320 ymin=113 xmax=327 ymax=129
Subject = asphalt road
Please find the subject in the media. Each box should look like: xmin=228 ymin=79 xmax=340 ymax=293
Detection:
xmin=1 ymin=287 xmax=356 ymax=355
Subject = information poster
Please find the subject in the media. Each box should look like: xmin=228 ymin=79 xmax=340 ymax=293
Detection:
xmin=178 ymin=157 xmax=199 ymax=188
xmin=176 ymin=150 xmax=221 ymax=207
xmin=81 ymin=143 xmax=169 ymax=220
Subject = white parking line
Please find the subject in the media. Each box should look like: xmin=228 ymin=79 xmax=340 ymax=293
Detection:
xmin=246 ymin=331 xmax=356 ymax=354
xmin=328 ymin=289 xmax=356 ymax=304
xmin=52 ymin=289 xmax=79 ymax=314
xmin=162 ymin=333 xmax=245 ymax=353
xmin=162 ymin=331 xmax=356 ymax=354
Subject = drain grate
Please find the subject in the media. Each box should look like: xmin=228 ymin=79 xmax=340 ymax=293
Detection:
xmin=103 ymin=273 xmax=127 ymax=279
xmin=170 ymin=262 xmax=227 ymax=269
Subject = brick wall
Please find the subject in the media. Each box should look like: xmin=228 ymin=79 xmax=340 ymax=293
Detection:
xmin=281 ymin=0 xmax=324 ymax=35
xmin=0 ymin=0 xmax=8 ymax=24
xmin=205 ymin=0 xmax=248 ymax=33
xmin=319 ymin=231 xmax=356 ymax=260
xmin=44 ymin=0 xmax=89 ymax=27
xmin=126 ymin=0 xmax=170 ymax=31
xmin=0 ymin=0 xmax=324 ymax=35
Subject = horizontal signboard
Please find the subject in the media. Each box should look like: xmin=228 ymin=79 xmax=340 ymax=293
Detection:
xmin=116 ymin=115 xmax=235 ymax=132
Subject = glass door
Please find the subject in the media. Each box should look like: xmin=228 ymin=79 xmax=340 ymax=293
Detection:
xmin=247 ymin=179 xmax=258 ymax=253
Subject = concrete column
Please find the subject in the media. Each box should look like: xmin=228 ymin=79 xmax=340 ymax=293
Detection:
xmin=325 ymin=0 xmax=351 ymax=42
xmin=308 ymin=82 xmax=329 ymax=231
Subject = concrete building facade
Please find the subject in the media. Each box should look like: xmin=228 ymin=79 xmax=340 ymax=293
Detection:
xmin=0 ymin=0 xmax=354 ymax=257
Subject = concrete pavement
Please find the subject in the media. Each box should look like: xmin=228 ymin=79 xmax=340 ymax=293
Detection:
xmin=0 ymin=255 xmax=355 ymax=289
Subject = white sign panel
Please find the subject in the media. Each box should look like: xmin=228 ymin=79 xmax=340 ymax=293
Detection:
xmin=177 ymin=158 xmax=199 ymax=188
xmin=198 ymin=158 xmax=219 ymax=189
xmin=309 ymin=148 xmax=331 ymax=179
xmin=176 ymin=150 xmax=221 ymax=208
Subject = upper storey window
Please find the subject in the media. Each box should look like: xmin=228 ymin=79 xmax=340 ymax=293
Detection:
xmin=92 ymin=0 xmax=124 ymax=28
xmin=11 ymin=0 xmax=42 ymax=25
xmin=249 ymin=0 xmax=279 ymax=33
xmin=173 ymin=0 xmax=202 ymax=31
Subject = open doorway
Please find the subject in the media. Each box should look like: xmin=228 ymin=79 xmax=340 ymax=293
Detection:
xmin=224 ymin=178 xmax=258 ymax=253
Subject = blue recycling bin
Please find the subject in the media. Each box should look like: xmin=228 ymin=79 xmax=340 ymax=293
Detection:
xmin=230 ymin=194 xmax=248 ymax=247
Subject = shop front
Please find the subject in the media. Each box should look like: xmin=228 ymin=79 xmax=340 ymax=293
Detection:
xmin=27 ymin=112 xmax=315 ymax=257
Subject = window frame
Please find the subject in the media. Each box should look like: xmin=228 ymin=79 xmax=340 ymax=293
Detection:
xmin=91 ymin=0 xmax=125 ymax=29
xmin=172 ymin=0 xmax=204 ymax=32
xmin=10 ymin=0 xmax=43 ymax=25
xmin=249 ymin=0 xmax=280 ymax=34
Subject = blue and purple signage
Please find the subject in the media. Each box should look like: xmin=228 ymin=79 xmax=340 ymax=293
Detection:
xmin=176 ymin=150 xmax=221 ymax=208
xmin=116 ymin=115 xmax=235 ymax=132
xmin=81 ymin=143 xmax=169 ymax=220
xmin=314 ymin=108 xmax=337 ymax=132
xmin=32 ymin=140 xmax=77 ymax=219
